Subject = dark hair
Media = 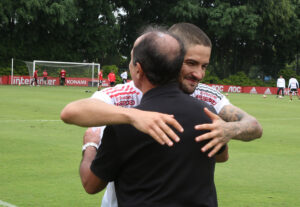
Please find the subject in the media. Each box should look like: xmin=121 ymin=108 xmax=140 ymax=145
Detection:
xmin=169 ymin=23 xmax=212 ymax=49
xmin=133 ymin=28 xmax=185 ymax=85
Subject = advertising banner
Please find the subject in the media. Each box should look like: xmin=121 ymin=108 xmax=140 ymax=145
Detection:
xmin=5 ymin=75 xmax=111 ymax=87
xmin=9 ymin=76 xmax=59 ymax=86
xmin=1 ymin=76 xmax=300 ymax=94
xmin=207 ymin=84 xmax=243 ymax=93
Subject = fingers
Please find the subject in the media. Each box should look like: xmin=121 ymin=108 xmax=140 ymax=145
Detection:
xmin=131 ymin=110 xmax=184 ymax=147
xmin=195 ymin=130 xmax=215 ymax=142
xmin=159 ymin=120 xmax=180 ymax=144
xmin=83 ymin=127 xmax=102 ymax=144
xmin=207 ymin=144 xmax=223 ymax=158
xmin=200 ymin=139 xmax=224 ymax=157
xmin=203 ymin=107 xmax=219 ymax=121
xmin=150 ymin=123 xmax=173 ymax=146
xmin=195 ymin=123 xmax=213 ymax=131
xmin=148 ymin=129 xmax=166 ymax=145
xmin=146 ymin=114 xmax=183 ymax=147
xmin=150 ymin=116 xmax=183 ymax=146
xmin=166 ymin=115 xmax=184 ymax=133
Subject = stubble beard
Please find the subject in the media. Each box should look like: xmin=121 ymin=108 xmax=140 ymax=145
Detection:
xmin=179 ymin=80 xmax=198 ymax=94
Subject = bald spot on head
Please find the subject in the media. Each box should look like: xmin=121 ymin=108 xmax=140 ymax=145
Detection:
xmin=135 ymin=31 xmax=181 ymax=62
xmin=132 ymin=29 xmax=185 ymax=86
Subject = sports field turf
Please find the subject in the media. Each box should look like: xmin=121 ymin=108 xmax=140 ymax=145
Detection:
xmin=1 ymin=85 xmax=300 ymax=207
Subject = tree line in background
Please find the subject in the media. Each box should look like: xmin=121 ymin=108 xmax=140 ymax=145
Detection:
xmin=0 ymin=0 xmax=299 ymax=86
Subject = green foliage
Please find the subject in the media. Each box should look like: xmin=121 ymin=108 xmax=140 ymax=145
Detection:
xmin=222 ymin=71 xmax=252 ymax=86
xmin=102 ymin=64 xmax=122 ymax=84
xmin=0 ymin=67 xmax=11 ymax=76
xmin=0 ymin=0 xmax=119 ymax=66
xmin=278 ymin=68 xmax=300 ymax=81
xmin=102 ymin=65 xmax=118 ymax=77
xmin=115 ymin=0 xmax=300 ymax=80
xmin=0 ymin=0 xmax=300 ymax=80
xmin=202 ymin=70 xmax=222 ymax=84
xmin=204 ymin=70 xmax=273 ymax=87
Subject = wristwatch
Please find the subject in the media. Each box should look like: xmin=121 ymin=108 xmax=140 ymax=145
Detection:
xmin=82 ymin=142 xmax=99 ymax=152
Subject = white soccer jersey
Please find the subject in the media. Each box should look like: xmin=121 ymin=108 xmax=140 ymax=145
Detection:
xmin=91 ymin=81 xmax=142 ymax=107
xmin=288 ymin=78 xmax=299 ymax=89
xmin=120 ymin=71 xmax=128 ymax=80
xmin=91 ymin=81 xmax=230 ymax=207
xmin=277 ymin=78 xmax=285 ymax=88
xmin=190 ymin=83 xmax=231 ymax=114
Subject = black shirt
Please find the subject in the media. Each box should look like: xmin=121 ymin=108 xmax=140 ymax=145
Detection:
xmin=91 ymin=83 xmax=218 ymax=207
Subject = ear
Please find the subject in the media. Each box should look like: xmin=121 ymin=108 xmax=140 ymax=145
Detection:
xmin=135 ymin=62 xmax=144 ymax=80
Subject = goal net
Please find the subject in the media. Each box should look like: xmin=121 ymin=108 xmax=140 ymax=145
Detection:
xmin=11 ymin=59 xmax=100 ymax=86
xmin=35 ymin=60 xmax=100 ymax=86
xmin=10 ymin=59 xmax=34 ymax=85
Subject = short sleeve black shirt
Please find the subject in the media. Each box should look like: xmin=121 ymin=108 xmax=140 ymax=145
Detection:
xmin=91 ymin=83 xmax=218 ymax=207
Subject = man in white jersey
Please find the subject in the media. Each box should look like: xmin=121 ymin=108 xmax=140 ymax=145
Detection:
xmin=120 ymin=70 xmax=128 ymax=84
xmin=61 ymin=23 xmax=262 ymax=206
xmin=276 ymin=75 xmax=285 ymax=97
xmin=288 ymin=76 xmax=300 ymax=100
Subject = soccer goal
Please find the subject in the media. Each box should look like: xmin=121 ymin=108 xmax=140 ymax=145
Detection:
xmin=10 ymin=59 xmax=100 ymax=86
xmin=32 ymin=60 xmax=100 ymax=86
xmin=10 ymin=58 xmax=34 ymax=85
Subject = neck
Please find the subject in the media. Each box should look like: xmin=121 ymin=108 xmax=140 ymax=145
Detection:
xmin=141 ymin=82 xmax=156 ymax=94
xmin=138 ymin=79 xmax=156 ymax=94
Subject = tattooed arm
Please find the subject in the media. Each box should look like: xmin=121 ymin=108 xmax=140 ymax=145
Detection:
xmin=195 ymin=106 xmax=263 ymax=157
xmin=218 ymin=105 xmax=263 ymax=141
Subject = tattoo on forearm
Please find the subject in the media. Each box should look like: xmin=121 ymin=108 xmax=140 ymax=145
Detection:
xmin=219 ymin=106 xmax=245 ymax=122
xmin=219 ymin=106 xmax=262 ymax=141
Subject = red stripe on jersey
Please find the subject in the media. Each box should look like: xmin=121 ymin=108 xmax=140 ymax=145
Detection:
xmin=105 ymin=86 xmax=135 ymax=95
xmin=101 ymin=84 xmax=140 ymax=98
xmin=109 ymin=91 xmax=140 ymax=98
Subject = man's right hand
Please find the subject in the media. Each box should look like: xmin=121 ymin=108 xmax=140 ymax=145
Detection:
xmin=127 ymin=108 xmax=184 ymax=146
xmin=83 ymin=127 xmax=101 ymax=145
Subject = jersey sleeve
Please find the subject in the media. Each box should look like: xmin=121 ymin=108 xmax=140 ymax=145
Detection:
xmin=191 ymin=83 xmax=231 ymax=114
xmin=214 ymin=95 xmax=231 ymax=114
xmin=91 ymin=90 xmax=114 ymax=105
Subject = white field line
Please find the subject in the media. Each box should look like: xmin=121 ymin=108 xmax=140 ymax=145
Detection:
xmin=0 ymin=200 xmax=17 ymax=207
xmin=259 ymin=117 xmax=300 ymax=121
xmin=0 ymin=120 xmax=61 ymax=122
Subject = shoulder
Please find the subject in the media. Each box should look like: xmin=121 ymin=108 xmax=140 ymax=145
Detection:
xmin=185 ymin=92 xmax=215 ymax=109
xmin=93 ymin=81 xmax=142 ymax=107
xmin=190 ymin=83 xmax=230 ymax=113
xmin=193 ymin=83 xmax=223 ymax=97
xmin=190 ymin=83 xmax=224 ymax=102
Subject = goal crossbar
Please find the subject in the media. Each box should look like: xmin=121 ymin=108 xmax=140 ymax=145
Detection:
xmin=33 ymin=60 xmax=100 ymax=86
xmin=33 ymin=60 xmax=100 ymax=70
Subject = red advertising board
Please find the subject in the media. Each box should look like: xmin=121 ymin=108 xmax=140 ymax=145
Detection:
xmin=10 ymin=76 xmax=59 ymax=85
xmin=209 ymin=85 xmax=300 ymax=94
xmin=5 ymin=75 xmax=111 ymax=87
xmin=207 ymin=84 xmax=243 ymax=93
xmin=1 ymin=76 xmax=300 ymax=94
xmin=65 ymin=77 xmax=110 ymax=87
xmin=0 ymin=76 xmax=8 ymax=84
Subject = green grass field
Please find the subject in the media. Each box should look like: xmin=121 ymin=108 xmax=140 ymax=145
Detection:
xmin=1 ymin=85 xmax=300 ymax=207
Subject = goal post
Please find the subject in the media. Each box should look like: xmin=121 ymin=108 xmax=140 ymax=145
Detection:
xmin=32 ymin=60 xmax=100 ymax=86
xmin=10 ymin=59 xmax=100 ymax=86
xmin=10 ymin=58 xmax=34 ymax=85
